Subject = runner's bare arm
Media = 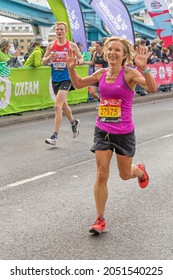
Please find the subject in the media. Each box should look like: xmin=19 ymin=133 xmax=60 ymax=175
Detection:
xmin=132 ymin=68 xmax=157 ymax=92
xmin=66 ymin=49 xmax=104 ymax=88
xmin=42 ymin=43 xmax=54 ymax=65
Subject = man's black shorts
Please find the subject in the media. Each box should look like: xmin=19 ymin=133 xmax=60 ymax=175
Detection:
xmin=52 ymin=80 xmax=75 ymax=95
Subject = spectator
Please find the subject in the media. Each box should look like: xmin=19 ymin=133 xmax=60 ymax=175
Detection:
xmin=90 ymin=41 xmax=96 ymax=54
xmin=24 ymin=37 xmax=46 ymax=67
xmin=147 ymin=41 xmax=161 ymax=64
xmin=23 ymin=41 xmax=35 ymax=63
xmin=161 ymin=47 xmax=172 ymax=64
xmin=40 ymin=40 xmax=49 ymax=54
xmin=0 ymin=38 xmax=21 ymax=67
xmin=155 ymin=40 xmax=165 ymax=60
xmin=167 ymin=44 xmax=173 ymax=59
xmin=134 ymin=39 xmax=148 ymax=53
xmin=145 ymin=38 xmax=150 ymax=46
xmin=9 ymin=43 xmax=23 ymax=67
xmin=102 ymin=37 xmax=109 ymax=44
xmin=76 ymin=42 xmax=83 ymax=53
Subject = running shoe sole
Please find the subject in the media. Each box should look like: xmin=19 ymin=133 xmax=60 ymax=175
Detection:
xmin=137 ymin=163 xmax=149 ymax=188
xmin=72 ymin=119 xmax=80 ymax=138
xmin=45 ymin=139 xmax=57 ymax=145
xmin=89 ymin=227 xmax=107 ymax=234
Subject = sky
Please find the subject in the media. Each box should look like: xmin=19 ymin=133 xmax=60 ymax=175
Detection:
xmin=0 ymin=16 xmax=19 ymax=22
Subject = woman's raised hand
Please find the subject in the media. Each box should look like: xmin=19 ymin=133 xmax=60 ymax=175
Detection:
xmin=134 ymin=45 xmax=150 ymax=69
xmin=66 ymin=48 xmax=78 ymax=69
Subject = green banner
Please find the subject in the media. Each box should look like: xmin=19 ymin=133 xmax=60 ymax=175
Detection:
xmin=47 ymin=0 xmax=72 ymax=41
xmin=0 ymin=66 xmax=89 ymax=116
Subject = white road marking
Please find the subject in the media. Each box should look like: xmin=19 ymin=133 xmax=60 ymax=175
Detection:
xmin=161 ymin=134 xmax=173 ymax=139
xmin=137 ymin=133 xmax=173 ymax=146
xmin=0 ymin=172 xmax=56 ymax=192
xmin=1 ymin=134 xmax=173 ymax=192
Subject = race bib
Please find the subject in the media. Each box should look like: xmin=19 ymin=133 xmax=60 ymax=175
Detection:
xmin=95 ymin=64 xmax=102 ymax=71
xmin=98 ymin=98 xmax=122 ymax=123
xmin=53 ymin=51 xmax=67 ymax=70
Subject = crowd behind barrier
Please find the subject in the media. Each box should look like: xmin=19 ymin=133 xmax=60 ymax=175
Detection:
xmin=0 ymin=65 xmax=89 ymax=116
xmin=136 ymin=61 xmax=173 ymax=95
xmin=0 ymin=61 xmax=173 ymax=117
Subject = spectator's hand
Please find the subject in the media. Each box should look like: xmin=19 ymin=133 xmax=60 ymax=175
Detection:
xmin=13 ymin=48 xmax=21 ymax=58
xmin=0 ymin=62 xmax=11 ymax=77
xmin=66 ymin=48 xmax=78 ymax=69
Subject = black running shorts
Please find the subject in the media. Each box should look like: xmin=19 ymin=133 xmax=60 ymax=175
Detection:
xmin=90 ymin=126 xmax=136 ymax=157
xmin=52 ymin=80 xmax=75 ymax=95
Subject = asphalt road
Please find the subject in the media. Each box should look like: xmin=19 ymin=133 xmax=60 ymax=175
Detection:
xmin=0 ymin=97 xmax=173 ymax=260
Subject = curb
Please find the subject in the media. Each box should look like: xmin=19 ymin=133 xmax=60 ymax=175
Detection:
xmin=0 ymin=91 xmax=172 ymax=128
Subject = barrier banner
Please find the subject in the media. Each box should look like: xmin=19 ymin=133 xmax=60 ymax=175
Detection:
xmin=62 ymin=0 xmax=87 ymax=51
xmin=144 ymin=0 xmax=173 ymax=47
xmin=0 ymin=66 xmax=88 ymax=116
xmin=0 ymin=62 xmax=11 ymax=77
xmin=147 ymin=61 xmax=173 ymax=85
xmin=90 ymin=0 xmax=135 ymax=43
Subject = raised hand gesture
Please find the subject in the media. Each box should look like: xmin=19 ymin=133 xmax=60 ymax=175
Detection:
xmin=134 ymin=45 xmax=150 ymax=69
xmin=66 ymin=48 xmax=78 ymax=69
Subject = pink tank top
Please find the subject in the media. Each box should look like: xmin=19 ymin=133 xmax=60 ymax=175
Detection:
xmin=96 ymin=67 xmax=134 ymax=134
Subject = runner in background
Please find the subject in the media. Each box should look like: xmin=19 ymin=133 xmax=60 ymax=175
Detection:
xmin=42 ymin=22 xmax=83 ymax=145
xmin=85 ymin=41 xmax=108 ymax=105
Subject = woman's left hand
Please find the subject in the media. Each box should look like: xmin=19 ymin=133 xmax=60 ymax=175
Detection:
xmin=134 ymin=45 xmax=150 ymax=70
xmin=66 ymin=48 xmax=78 ymax=69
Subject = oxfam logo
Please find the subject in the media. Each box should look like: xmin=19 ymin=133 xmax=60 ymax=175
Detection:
xmin=0 ymin=77 xmax=11 ymax=109
xmin=0 ymin=82 xmax=6 ymax=99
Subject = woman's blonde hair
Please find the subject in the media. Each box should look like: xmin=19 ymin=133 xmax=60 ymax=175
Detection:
xmin=103 ymin=36 xmax=135 ymax=66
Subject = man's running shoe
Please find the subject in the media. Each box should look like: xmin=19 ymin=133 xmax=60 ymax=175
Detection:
xmin=72 ymin=119 xmax=80 ymax=138
xmin=45 ymin=134 xmax=57 ymax=145
xmin=137 ymin=164 xmax=149 ymax=189
xmin=89 ymin=215 xmax=107 ymax=234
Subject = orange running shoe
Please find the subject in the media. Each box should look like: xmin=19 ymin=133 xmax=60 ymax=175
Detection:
xmin=137 ymin=164 xmax=149 ymax=189
xmin=89 ymin=215 xmax=107 ymax=234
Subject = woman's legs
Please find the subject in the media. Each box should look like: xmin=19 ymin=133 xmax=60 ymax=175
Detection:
xmin=94 ymin=150 xmax=113 ymax=216
xmin=116 ymin=154 xmax=147 ymax=182
xmin=90 ymin=150 xmax=149 ymax=233
xmin=54 ymin=90 xmax=68 ymax=132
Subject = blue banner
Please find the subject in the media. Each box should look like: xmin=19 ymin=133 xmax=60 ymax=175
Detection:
xmin=62 ymin=0 xmax=87 ymax=51
xmin=90 ymin=0 xmax=135 ymax=43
